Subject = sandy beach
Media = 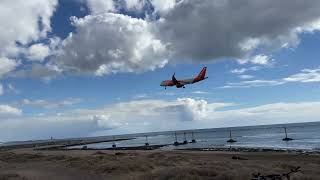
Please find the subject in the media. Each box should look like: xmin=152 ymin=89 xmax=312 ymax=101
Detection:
xmin=1 ymin=148 xmax=319 ymax=180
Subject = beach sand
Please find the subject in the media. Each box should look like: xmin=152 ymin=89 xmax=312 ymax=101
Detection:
xmin=0 ymin=148 xmax=319 ymax=180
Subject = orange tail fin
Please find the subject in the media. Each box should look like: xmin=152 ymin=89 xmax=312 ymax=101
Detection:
xmin=196 ymin=67 xmax=207 ymax=79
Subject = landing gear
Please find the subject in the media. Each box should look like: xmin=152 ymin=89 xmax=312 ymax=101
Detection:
xmin=165 ymin=86 xmax=167 ymax=89
xmin=183 ymin=86 xmax=185 ymax=88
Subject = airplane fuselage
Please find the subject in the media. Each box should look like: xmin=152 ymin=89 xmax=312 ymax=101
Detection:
xmin=160 ymin=67 xmax=208 ymax=89
xmin=160 ymin=78 xmax=202 ymax=87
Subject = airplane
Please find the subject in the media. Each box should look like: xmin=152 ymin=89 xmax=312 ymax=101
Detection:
xmin=160 ymin=67 xmax=208 ymax=89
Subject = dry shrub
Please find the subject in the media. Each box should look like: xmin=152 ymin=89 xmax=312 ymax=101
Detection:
xmin=147 ymin=153 xmax=166 ymax=159
xmin=44 ymin=155 xmax=67 ymax=161
xmin=214 ymin=174 xmax=234 ymax=180
xmin=0 ymin=152 xmax=44 ymax=163
xmin=93 ymin=151 xmax=106 ymax=155
xmin=141 ymin=166 xmax=219 ymax=180
xmin=0 ymin=173 xmax=29 ymax=180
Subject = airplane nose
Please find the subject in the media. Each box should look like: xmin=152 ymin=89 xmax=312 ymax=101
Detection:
xmin=160 ymin=81 xmax=165 ymax=86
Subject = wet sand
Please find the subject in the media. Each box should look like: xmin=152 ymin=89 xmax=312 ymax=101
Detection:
xmin=1 ymin=148 xmax=319 ymax=180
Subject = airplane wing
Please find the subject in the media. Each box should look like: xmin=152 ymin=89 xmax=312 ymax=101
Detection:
xmin=172 ymin=73 xmax=179 ymax=84
xmin=172 ymin=73 xmax=185 ymax=88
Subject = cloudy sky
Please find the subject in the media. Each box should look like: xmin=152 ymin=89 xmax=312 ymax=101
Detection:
xmin=1 ymin=0 xmax=320 ymax=142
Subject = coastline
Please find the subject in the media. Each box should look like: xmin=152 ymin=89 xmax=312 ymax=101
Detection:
xmin=65 ymin=145 xmax=320 ymax=155
xmin=1 ymin=147 xmax=319 ymax=180
xmin=1 ymin=121 xmax=319 ymax=179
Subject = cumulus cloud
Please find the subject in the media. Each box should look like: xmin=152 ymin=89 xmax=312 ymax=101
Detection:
xmin=56 ymin=13 xmax=168 ymax=75
xmin=150 ymin=0 xmax=177 ymax=15
xmin=27 ymin=43 xmax=51 ymax=62
xmin=0 ymin=98 xmax=232 ymax=141
xmin=0 ymin=0 xmax=58 ymax=82
xmin=237 ymin=54 xmax=273 ymax=65
xmin=155 ymin=0 xmax=320 ymax=63
xmin=86 ymin=0 xmax=177 ymax=15
xmin=0 ymin=57 xmax=19 ymax=78
xmin=11 ymin=63 xmax=62 ymax=82
xmin=86 ymin=0 xmax=115 ymax=14
xmin=1 ymin=0 xmax=320 ymax=78
xmin=0 ymin=0 xmax=58 ymax=58
xmin=49 ymin=0 xmax=320 ymax=76
xmin=92 ymin=114 xmax=122 ymax=129
xmin=1 ymin=98 xmax=320 ymax=141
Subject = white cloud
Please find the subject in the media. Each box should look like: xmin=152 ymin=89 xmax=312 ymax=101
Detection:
xmin=0 ymin=98 xmax=234 ymax=141
xmin=0 ymin=105 xmax=22 ymax=116
xmin=221 ymin=80 xmax=284 ymax=89
xmin=7 ymin=83 xmax=20 ymax=94
xmin=238 ymin=75 xmax=254 ymax=79
xmin=11 ymin=63 xmax=62 ymax=82
xmin=0 ymin=0 xmax=58 ymax=57
xmin=86 ymin=0 xmax=115 ymax=14
xmin=56 ymin=13 xmax=168 ymax=75
xmin=224 ymin=67 xmax=320 ymax=88
xmin=0 ymin=57 xmax=19 ymax=78
xmin=230 ymin=68 xmax=247 ymax=74
xmin=212 ymin=102 xmax=320 ymax=126
xmin=0 ymin=0 xmax=320 ymax=78
xmin=239 ymin=37 xmax=261 ymax=51
xmin=230 ymin=66 xmax=263 ymax=75
xmin=155 ymin=0 xmax=320 ymax=63
xmin=27 ymin=43 xmax=51 ymax=62
xmin=2 ymin=98 xmax=320 ymax=141
xmin=133 ymin=93 xmax=149 ymax=99
xmin=151 ymin=0 xmax=177 ymax=15
xmin=124 ymin=0 xmax=145 ymax=11
xmin=251 ymin=55 xmax=271 ymax=65
xmin=22 ymin=98 xmax=82 ymax=109
xmin=85 ymin=0 xmax=177 ymax=15
xmin=0 ymin=0 xmax=58 ymax=79
xmin=283 ymin=68 xmax=320 ymax=83
xmin=237 ymin=54 xmax=272 ymax=65
xmin=92 ymin=114 xmax=121 ymax=129
xmin=42 ymin=0 xmax=320 ymax=76
xmin=192 ymin=91 xmax=209 ymax=94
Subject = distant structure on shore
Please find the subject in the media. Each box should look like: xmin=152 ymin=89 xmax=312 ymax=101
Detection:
xmin=227 ymin=130 xmax=237 ymax=143
xmin=282 ymin=127 xmax=294 ymax=141
xmin=145 ymin=135 xmax=149 ymax=146
xmin=174 ymin=132 xmax=179 ymax=146
xmin=183 ymin=132 xmax=188 ymax=144
xmin=191 ymin=132 xmax=196 ymax=143
xmin=112 ymin=136 xmax=116 ymax=148
xmin=173 ymin=131 xmax=197 ymax=146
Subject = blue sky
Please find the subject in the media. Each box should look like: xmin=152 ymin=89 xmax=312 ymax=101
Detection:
xmin=1 ymin=0 xmax=320 ymax=141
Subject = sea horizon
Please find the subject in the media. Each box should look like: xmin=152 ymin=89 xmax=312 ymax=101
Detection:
xmin=2 ymin=121 xmax=320 ymax=146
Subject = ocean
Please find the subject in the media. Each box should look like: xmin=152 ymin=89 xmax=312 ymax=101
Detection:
xmin=68 ymin=121 xmax=320 ymax=151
